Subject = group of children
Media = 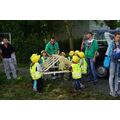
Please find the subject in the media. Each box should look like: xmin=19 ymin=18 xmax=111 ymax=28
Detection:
xmin=30 ymin=50 xmax=88 ymax=93
xmin=68 ymin=50 xmax=87 ymax=90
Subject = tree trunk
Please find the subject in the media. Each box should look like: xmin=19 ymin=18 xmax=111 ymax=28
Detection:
xmin=64 ymin=20 xmax=74 ymax=50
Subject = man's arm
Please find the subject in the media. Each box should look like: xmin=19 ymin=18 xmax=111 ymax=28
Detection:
xmin=81 ymin=40 xmax=85 ymax=51
xmin=57 ymin=50 xmax=60 ymax=54
xmin=93 ymin=40 xmax=99 ymax=62
xmin=105 ymin=41 xmax=113 ymax=57
xmin=56 ymin=42 xmax=60 ymax=54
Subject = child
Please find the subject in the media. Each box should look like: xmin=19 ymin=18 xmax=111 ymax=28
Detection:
xmin=59 ymin=52 xmax=67 ymax=79
xmin=68 ymin=51 xmax=74 ymax=80
xmin=68 ymin=51 xmax=74 ymax=61
xmin=69 ymin=55 xmax=84 ymax=91
xmin=30 ymin=54 xmax=43 ymax=93
xmin=39 ymin=50 xmax=48 ymax=64
xmin=74 ymin=50 xmax=80 ymax=56
xmin=77 ymin=51 xmax=87 ymax=82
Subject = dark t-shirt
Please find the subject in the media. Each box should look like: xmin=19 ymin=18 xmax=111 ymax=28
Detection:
xmin=0 ymin=44 xmax=15 ymax=58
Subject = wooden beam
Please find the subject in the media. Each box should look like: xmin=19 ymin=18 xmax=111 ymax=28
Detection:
xmin=43 ymin=70 xmax=70 ymax=75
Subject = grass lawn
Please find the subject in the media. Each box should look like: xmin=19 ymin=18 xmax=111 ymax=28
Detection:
xmin=0 ymin=70 xmax=120 ymax=100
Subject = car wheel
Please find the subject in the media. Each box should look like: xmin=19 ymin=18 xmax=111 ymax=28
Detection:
xmin=96 ymin=66 xmax=108 ymax=78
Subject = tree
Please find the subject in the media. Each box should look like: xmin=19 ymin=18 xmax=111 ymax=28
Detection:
xmin=46 ymin=20 xmax=74 ymax=50
xmin=64 ymin=20 xmax=74 ymax=50
xmin=104 ymin=20 xmax=118 ymax=29
xmin=0 ymin=20 xmax=49 ymax=63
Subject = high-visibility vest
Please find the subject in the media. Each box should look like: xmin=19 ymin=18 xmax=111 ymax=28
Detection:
xmin=30 ymin=63 xmax=42 ymax=80
xmin=41 ymin=57 xmax=45 ymax=63
xmin=71 ymin=63 xmax=82 ymax=79
xmin=58 ymin=61 xmax=67 ymax=71
xmin=41 ymin=56 xmax=48 ymax=64
xmin=81 ymin=58 xmax=87 ymax=74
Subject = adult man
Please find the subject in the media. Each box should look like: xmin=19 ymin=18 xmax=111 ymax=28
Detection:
xmin=106 ymin=32 xmax=120 ymax=97
xmin=0 ymin=38 xmax=17 ymax=80
xmin=84 ymin=32 xmax=99 ymax=85
xmin=45 ymin=37 xmax=60 ymax=56
xmin=45 ymin=37 xmax=60 ymax=79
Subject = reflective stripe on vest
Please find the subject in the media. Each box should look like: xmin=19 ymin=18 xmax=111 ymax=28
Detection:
xmin=58 ymin=61 xmax=66 ymax=71
xmin=71 ymin=63 xmax=82 ymax=79
xmin=81 ymin=58 xmax=87 ymax=74
xmin=41 ymin=57 xmax=45 ymax=64
xmin=30 ymin=63 xmax=42 ymax=80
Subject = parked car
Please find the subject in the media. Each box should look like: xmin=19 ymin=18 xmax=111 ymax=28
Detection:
xmin=93 ymin=29 xmax=120 ymax=78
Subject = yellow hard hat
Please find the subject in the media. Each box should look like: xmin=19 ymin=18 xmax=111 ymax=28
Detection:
xmin=30 ymin=54 xmax=40 ymax=63
xmin=75 ymin=50 xmax=80 ymax=54
xmin=72 ymin=55 xmax=79 ymax=63
xmin=69 ymin=51 xmax=74 ymax=56
xmin=77 ymin=52 xmax=85 ymax=58
xmin=61 ymin=52 xmax=66 ymax=56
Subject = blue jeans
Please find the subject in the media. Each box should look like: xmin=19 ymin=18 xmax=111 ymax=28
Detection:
xmin=109 ymin=61 xmax=120 ymax=93
xmin=119 ymin=65 xmax=120 ymax=77
xmin=73 ymin=79 xmax=81 ymax=90
xmin=86 ymin=58 xmax=97 ymax=81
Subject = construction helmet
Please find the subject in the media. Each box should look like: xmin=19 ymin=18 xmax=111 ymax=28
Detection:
xmin=61 ymin=52 xmax=66 ymax=56
xmin=30 ymin=54 xmax=40 ymax=63
xmin=77 ymin=51 xmax=85 ymax=58
xmin=74 ymin=50 xmax=80 ymax=54
xmin=69 ymin=51 xmax=74 ymax=56
xmin=72 ymin=55 xmax=79 ymax=63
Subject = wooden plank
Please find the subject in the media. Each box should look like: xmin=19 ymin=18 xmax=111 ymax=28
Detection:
xmin=59 ymin=56 xmax=72 ymax=66
xmin=42 ymin=56 xmax=60 ymax=71
xmin=43 ymin=70 xmax=70 ymax=75
xmin=42 ymin=55 xmax=72 ymax=72
xmin=43 ymin=57 xmax=58 ymax=68
xmin=43 ymin=57 xmax=60 ymax=71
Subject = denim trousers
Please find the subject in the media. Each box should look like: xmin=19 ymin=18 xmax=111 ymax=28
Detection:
xmin=109 ymin=61 xmax=120 ymax=93
xmin=86 ymin=58 xmax=97 ymax=81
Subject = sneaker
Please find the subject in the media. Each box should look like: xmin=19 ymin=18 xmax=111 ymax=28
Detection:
xmin=7 ymin=77 xmax=11 ymax=80
xmin=93 ymin=81 xmax=98 ymax=85
xmin=110 ymin=92 xmax=118 ymax=97
xmin=80 ymin=83 xmax=85 ymax=89
xmin=52 ymin=76 xmax=57 ymax=80
xmin=115 ymin=91 xmax=120 ymax=96
xmin=33 ymin=88 xmax=37 ymax=92
xmin=87 ymin=80 xmax=93 ymax=83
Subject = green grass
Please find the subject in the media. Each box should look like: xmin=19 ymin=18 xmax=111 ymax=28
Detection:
xmin=0 ymin=71 xmax=120 ymax=100
xmin=17 ymin=63 xmax=29 ymax=69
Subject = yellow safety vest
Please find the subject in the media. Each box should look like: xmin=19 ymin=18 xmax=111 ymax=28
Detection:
xmin=30 ymin=63 xmax=42 ymax=80
xmin=58 ymin=61 xmax=67 ymax=71
xmin=71 ymin=63 xmax=82 ymax=79
xmin=81 ymin=58 xmax=87 ymax=74
xmin=41 ymin=57 xmax=48 ymax=64
xmin=41 ymin=57 xmax=45 ymax=63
